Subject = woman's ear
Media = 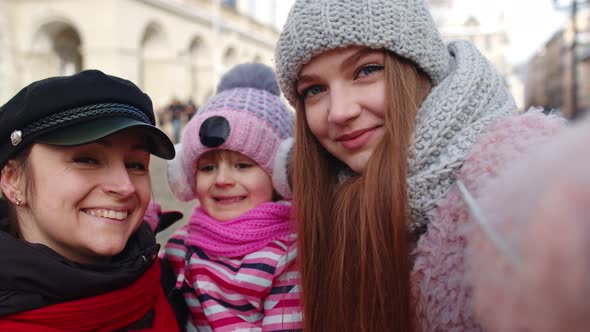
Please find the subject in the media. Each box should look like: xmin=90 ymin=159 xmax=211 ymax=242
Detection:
xmin=0 ymin=162 xmax=25 ymax=206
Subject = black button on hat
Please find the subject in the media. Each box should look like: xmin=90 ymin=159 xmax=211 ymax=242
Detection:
xmin=0 ymin=70 xmax=175 ymax=167
xmin=199 ymin=116 xmax=230 ymax=147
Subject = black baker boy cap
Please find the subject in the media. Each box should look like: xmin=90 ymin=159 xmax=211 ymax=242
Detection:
xmin=0 ymin=69 xmax=175 ymax=167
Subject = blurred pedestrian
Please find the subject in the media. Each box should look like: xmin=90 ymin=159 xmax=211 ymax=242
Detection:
xmin=167 ymin=97 xmax=186 ymax=144
xmin=185 ymin=98 xmax=197 ymax=121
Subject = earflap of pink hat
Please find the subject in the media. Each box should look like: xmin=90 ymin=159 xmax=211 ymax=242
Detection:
xmin=272 ymin=137 xmax=294 ymax=199
xmin=167 ymin=143 xmax=196 ymax=202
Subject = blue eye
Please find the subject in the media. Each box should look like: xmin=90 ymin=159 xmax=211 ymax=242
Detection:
xmin=301 ymin=85 xmax=326 ymax=99
xmin=356 ymin=65 xmax=384 ymax=79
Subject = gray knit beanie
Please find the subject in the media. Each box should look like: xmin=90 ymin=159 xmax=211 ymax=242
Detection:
xmin=275 ymin=0 xmax=451 ymax=106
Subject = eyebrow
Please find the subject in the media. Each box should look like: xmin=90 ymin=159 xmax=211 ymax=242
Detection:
xmin=340 ymin=48 xmax=381 ymax=71
xmin=296 ymin=73 xmax=318 ymax=89
xmin=297 ymin=48 xmax=382 ymax=89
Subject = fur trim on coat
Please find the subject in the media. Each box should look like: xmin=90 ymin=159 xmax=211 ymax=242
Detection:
xmin=411 ymin=110 xmax=565 ymax=331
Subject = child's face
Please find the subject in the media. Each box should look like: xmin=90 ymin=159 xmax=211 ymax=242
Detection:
xmin=195 ymin=150 xmax=274 ymax=221
xmin=296 ymin=46 xmax=387 ymax=172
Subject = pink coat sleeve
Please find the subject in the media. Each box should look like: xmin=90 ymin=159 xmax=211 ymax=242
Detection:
xmin=261 ymin=241 xmax=303 ymax=331
xmin=411 ymin=111 xmax=564 ymax=331
xmin=466 ymin=114 xmax=590 ymax=332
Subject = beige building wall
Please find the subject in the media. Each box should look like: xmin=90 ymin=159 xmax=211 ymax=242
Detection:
xmin=564 ymin=6 xmax=590 ymax=117
xmin=428 ymin=0 xmax=521 ymax=110
xmin=0 ymin=0 xmax=280 ymax=110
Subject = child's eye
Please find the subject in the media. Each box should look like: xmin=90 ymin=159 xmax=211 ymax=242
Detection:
xmin=300 ymin=85 xmax=326 ymax=99
xmin=355 ymin=64 xmax=384 ymax=79
xmin=235 ymin=162 xmax=253 ymax=169
xmin=73 ymin=156 xmax=98 ymax=165
xmin=198 ymin=164 xmax=216 ymax=172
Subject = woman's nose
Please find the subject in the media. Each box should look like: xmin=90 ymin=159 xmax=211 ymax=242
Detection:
xmin=103 ymin=163 xmax=136 ymax=198
xmin=327 ymin=86 xmax=362 ymax=125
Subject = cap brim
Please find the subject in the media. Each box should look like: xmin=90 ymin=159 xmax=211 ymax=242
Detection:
xmin=36 ymin=117 xmax=175 ymax=160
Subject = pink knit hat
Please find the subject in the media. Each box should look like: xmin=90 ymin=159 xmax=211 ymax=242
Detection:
xmin=167 ymin=63 xmax=294 ymax=201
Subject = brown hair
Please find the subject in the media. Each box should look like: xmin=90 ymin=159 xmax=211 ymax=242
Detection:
xmin=292 ymin=51 xmax=431 ymax=331
xmin=0 ymin=147 xmax=35 ymax=237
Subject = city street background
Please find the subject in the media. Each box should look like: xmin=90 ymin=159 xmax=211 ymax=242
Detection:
xmin=0 ymin=0 xmax=587 ymax=240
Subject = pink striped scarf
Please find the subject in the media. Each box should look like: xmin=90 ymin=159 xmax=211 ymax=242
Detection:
xmin=186 ymin=202 xmax=292 ymax=258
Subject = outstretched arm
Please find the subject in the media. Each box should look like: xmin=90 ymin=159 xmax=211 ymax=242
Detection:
xmin=466 ymin=115 xmax=590 ymax=332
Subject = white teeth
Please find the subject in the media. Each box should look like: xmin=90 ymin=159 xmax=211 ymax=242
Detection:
xmin=85 ymin=209 xmax=128 ymax=220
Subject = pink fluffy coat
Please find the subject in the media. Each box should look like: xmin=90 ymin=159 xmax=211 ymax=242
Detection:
xmin=466 ymin=112 xmax=590 ymax=332
xmin=411 ymin=110 xmax=565 ymax=331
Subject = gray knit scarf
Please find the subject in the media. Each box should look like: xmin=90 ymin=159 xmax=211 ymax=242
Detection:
xmin=407 ymin=40 xmax=516 ymax=235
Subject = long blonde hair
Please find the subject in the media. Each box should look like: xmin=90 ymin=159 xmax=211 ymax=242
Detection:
xmin=292 ymin=51 xmax=431 ymax=331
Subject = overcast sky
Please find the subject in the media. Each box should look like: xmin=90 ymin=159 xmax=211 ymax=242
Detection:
xmin=453 ymin=0 xmax=568 ymax=64
xmin=274 ymin=0 xmax=568 ymax=65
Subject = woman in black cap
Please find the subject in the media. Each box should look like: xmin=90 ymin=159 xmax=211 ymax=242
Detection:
xmin=0 ymin=70 xmax=181 ymax=331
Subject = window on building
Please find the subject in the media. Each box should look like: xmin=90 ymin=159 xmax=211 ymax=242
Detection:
xmin=223 ymin=0 xmax=236 ymax=8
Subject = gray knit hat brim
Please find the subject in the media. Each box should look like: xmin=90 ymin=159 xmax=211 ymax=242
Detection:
xmin=275 ymin=0 xmax=451 ymax=106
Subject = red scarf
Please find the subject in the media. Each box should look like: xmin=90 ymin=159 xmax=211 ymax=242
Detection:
xmin=0 ymin=260 xmax=179 ymax=331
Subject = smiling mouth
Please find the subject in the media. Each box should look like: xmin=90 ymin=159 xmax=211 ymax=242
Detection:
xmin=336 ymin=126 xmax=381 ymax=141
xmin=335 ymin=126 xmax=381 ymax=150
xmin=82 ymin=209 xmax=129 ymax=220
xmin=213 ymin=196 xmax=246 ymax=204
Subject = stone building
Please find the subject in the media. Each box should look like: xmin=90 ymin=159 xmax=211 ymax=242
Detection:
xmin=524 ymin=30 xmax=566 ymax=114
xmin=524 ymin=6 xmax=590 ymax=118
xmin=0 ymin=0 xmax=286 ymax=110
xmin=428 ymin=0 xmax=523 ymax=109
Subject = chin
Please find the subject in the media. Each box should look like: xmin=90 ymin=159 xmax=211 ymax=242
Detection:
xmin=88 ymin=239 xmax=128 ymax=258
xmin=345 ymin=158 xmax=369 ymax=173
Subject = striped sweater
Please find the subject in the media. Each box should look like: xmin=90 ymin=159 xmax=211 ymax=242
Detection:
xmin=164 ymin=226 xmax=302 ymax=332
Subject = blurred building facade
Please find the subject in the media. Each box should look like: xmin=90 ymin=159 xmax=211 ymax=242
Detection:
xmin=524 ymin=6 xmax=590 ymax=118
xmin=0 ymin=0 xmax=284 ymax=110
xmin=525 ymin=30 xmax=566 ymax=114
xmin=428 ymin=0 xmax=524 ymax=110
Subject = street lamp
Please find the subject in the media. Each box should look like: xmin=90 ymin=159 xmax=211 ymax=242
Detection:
xmin=552 ymin=0 xmax=589 ymax=119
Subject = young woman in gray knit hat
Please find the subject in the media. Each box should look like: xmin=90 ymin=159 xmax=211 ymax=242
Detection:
xmin=273 ymin=0 xmax=590 ymax=331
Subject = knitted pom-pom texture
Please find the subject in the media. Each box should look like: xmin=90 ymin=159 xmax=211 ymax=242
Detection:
xmin=216 ymin=62 xmax=281 ymax=96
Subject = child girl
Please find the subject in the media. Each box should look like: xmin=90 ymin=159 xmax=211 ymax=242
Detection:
xmin=274 ymin=0 xmax=569 ymax=331
xmin=0 ymin=69 xmax=180 ymax=331
xmin=163 ymin=63 xmax=301 ymax=331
